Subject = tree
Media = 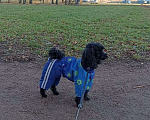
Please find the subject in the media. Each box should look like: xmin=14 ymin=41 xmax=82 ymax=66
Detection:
xmin=56 ymin=0 xmax=58 ymax=4
xmin=65 ymin=0 xmax=68 ymax=5
xmin=75 ymin=0 xmax=80 ymax=5
xmin=68 ymin=0 xmax=71 ymax=4
xmin=19 ymin=0 xmax=22 ymax=3
xmin=52 ymin=0 xmax=54 ymax=4
xmin=29 ymin=0 xmax=32 ymax=4
xmin=23 ymin=0 xmax=25 ymax=4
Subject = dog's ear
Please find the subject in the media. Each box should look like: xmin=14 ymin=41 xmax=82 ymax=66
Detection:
xmin=81 ymin=45 xmax=98 ymax=70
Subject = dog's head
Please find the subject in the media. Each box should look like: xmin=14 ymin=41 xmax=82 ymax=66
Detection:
xmin=49 ymin=48 xmax=65 ymax=60
xmin=81 ymin=42 xmax=108 ymax=70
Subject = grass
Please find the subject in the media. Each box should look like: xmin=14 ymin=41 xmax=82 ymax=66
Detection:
xmin=0 ymin=4 xmax=150 ymax=61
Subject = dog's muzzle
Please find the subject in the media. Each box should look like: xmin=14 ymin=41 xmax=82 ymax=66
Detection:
xmin=101 ymin=52 xmax=108 ymax=60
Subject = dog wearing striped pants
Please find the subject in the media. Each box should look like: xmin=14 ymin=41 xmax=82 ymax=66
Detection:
xmin=39 ymin=42 xmax=108 ymax=107
xmin=39 ymin=48 xmax=65 ymax=97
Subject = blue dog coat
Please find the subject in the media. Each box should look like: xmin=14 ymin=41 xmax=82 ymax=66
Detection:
xmin=62 ymin=57 xmax=95 ymax=97
xmin=39 ymin=58 xmax=64 ymax=90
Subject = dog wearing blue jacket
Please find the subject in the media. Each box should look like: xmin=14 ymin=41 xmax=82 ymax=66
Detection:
xmin=39 ymin=48 xmax=65 ymax=97
xmin=39 ymin=42 xmax=108 ymax=107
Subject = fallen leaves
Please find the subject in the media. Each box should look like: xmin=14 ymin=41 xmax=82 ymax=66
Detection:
xmin=133 ymin=84 xmax=150 ymax=89
xmin=3 ymin=55 xmax=35 ymax=62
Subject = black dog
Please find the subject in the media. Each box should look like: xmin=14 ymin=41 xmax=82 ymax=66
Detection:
xmin=39 ymin=42 xmax=107 ymax=107
xmin=39 ymin=48 xmax=65 ymax=97
xmin=62 ymin=42 xmax=107 ymax=106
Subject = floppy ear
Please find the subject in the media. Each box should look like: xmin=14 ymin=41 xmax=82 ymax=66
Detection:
xmin=81 ymin=46 xmax=98 ymax=70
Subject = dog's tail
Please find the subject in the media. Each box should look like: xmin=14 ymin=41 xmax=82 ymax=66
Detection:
xmin=49 ymin=48 xmax=65 ymax=60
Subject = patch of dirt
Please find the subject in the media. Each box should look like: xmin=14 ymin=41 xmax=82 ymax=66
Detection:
xmin=0 ymin=60 xmax=150 ymax=120
xmin=0 ymin=40 xmax=37 ymax=62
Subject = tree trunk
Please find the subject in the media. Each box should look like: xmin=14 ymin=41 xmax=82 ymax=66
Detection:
xmin=75 ymin=0 xmax=80 ymax=5
xmin=19 ymin=0 xmax=22 ymax=3
xmin=65 ymin=0 xmax=68 ymax=4
xmin=52 ymin=0 xmax=54 ymax=4
xmin=29 ymin=0 xmax=32 ymax=4
xmin=56 ymin=0 xmax=58 ymax=4
xmin=68 ymin=0 xmax=71 ymax=4
xmin=23 ymin=0 xmax=26 ymax=4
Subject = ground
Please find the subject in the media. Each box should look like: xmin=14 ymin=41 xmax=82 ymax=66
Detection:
xmin=0 ymin=59 xmax=150 ymax=120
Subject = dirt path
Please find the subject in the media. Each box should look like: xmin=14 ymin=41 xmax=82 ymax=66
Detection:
xmin=0 ymin=60 xmax=150 ymax=120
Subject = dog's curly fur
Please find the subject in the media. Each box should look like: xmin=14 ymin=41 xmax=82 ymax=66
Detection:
xmin=49 ymin=48 xmax=65 ymax=60
xmin=75 ymin=42 xmax=107 ymax=106
xmin=81 ymin=42 xmax=107 ymax=70
xmin=39 ymin=42 xmax=107 ymax=107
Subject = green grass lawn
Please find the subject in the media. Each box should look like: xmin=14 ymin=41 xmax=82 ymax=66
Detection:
xmin=0 ymin=4 xmax=150 ymax=60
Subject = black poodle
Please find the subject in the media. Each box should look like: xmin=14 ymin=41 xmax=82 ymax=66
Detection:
xmin=39 ymin=42 xmax=108 ymax=107
xmin=39 ymin=48 xmax=65 ymax=97
xmin=62 ymin=42 xmax=107 ymax=106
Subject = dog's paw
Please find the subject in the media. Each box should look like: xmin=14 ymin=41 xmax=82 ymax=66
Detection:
xmin=84 ymin=96 xmax=90 ymax=101
xmin=50 ymin=85 xmax=59 ymax=95
xmin=52 ymin=91 xmax=59 ymax=95
xmin=40 ymin=88 xmax=47 ymax=98
xmin=84 ymin=91 xmax=90 ymax=101
xmin=75 ymin=97 xmax=81 ymax=107
xmin=42 ymin=94 xmax=47 ymax=98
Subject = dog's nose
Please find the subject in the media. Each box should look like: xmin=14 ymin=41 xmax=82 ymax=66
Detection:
xmin=101 ymin=52 xmax=108 ymax=60
xmin=105 ymin=53 xmax=108 ymax=59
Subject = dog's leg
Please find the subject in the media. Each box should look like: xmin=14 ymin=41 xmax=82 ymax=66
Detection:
xmin=75 ymin=97 xmax=81 ymax=107
xmin=84 ymin=91 xmax=90 ymax=101
xmin=75 ymin=91 xmax=90 ymax=107
xmin=50 ymin=85 xmax=59 ymax=95
xmin=40 ymin=88 xmax=47 ymax=98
